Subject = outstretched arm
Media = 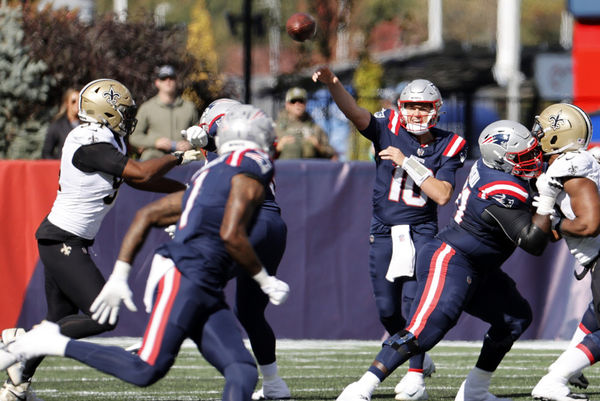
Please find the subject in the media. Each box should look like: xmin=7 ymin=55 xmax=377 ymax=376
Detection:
xmin=312 ymin=66 xmax=372 ymax=131
xmin=220 ymin=174 xmax=289 ymax=305
xmin=90 ymin=190 xmax=185 ymax=324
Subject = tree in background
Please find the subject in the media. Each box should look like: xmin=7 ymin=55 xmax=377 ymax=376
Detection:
xmin=0 ymin=3 xmax=53 ymax=159
xmin=184 ymin=0 xmax=225 ymax=110
xmin=351 ymin=52 xmax=383 ymax=161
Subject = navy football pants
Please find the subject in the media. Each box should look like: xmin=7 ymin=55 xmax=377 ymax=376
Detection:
xmin=235 ymin=208 xmax=287 ymax=365
xmin=368 ymin=219 xmax=437 ymax=371
xmin=371 ymin=239 xmax=532 ymax=379
xmin=65 ymin=267 xmax=257 ymax=401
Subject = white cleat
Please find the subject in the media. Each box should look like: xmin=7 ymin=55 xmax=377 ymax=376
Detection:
xmin=1 ymin=329 xmax=26 ymax=385
xmin=0 ymin=379 xmax=43 ymax=401
xmin=251 ymin=376 xmax=291 ymax=400
xmin=455 ymin=379 xmax=512 ymax=401
xmin=336 ymin=382 xmax=371 ymax=401
xmin=422 ymin=353 xmax=436 ymax=378
xmin=395 ymin=374 xmax=428 ymax=401
xmin=7 ymin=321 xmax=68 ymax=361
xmin=532 ymin=374 xmax=588 ymax=401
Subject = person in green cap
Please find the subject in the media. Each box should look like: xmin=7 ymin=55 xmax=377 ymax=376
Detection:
xmin=275 ymin=87 xmax=336 ymax=160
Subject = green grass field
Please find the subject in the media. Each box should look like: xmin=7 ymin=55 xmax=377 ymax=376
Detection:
xmin=24 ymin=338 xmax=599 ymax=401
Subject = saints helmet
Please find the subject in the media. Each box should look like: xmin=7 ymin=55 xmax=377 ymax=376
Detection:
xmin=216 ymin=105 xmax=275 ymax=156
xmin=398 ymin=79 xmax=443 ymax=135
xmin=78 ymin=79 xmax=138 ymax=136
xmin=199 ymin=98 xmax=241 ymax=138
xmin=479 ymin=120 xmax=542 ymax=179
xmin=532 ymin=103 xmax=592 ymax=155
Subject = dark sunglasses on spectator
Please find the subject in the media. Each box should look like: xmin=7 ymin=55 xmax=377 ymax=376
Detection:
xmin=290 ymin=98 xmax=305 ymax=104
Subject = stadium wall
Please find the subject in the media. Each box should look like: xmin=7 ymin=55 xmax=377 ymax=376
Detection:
xmin=0 ymin=159 xmax=588 ymax=341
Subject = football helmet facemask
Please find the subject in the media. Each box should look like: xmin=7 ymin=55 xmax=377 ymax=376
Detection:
xmin=398 ymin=79 xmax=443 ymax=135
xmin=199 ymin=98 xmax=241 ymax=138
xmin=78 ymin=79 xmax=138 ymax=136
xmin=532 ymin=103 xmax=592 ymax=156
xmin=479 ymin=120 xmax=543 ymax=179
xmin=216 ymin=105 xmax=276 ymax=157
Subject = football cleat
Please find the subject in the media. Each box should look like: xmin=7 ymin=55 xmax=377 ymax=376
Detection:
xmin=568 ymin=373 xmax=589 ymax=390
xmin=7 ymin=321 xmax=68 ymax=361
xmin=395 ymin=372 xmax=428 ymax=401
xmin=336 ymin=382 xmax=371 ymax=401
xmin=0 ymin=379 xmax=43 ymax=401
xmin=455 ymin=379 xmax=512 ymax=401
xmin=2 ymin=329 xmax=26 ymax=385
xmin=251 ymin=376 xmax=290 ymax=400
xmin=532 ymin=374 xmax=588 ymax=401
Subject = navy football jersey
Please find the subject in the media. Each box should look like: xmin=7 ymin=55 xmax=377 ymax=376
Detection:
xmin=205 ymin=150 xmax=280 ymax=213
xmin=361 ymin=109 xmax=466 ymax=226
xmin=438 ymin=159 xmax=532 ymax=267
xmin=157 ymin=149 xmax=274 ymax=289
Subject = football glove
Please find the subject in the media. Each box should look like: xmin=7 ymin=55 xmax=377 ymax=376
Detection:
xmin=534 ymin=173 xmax=563 ymax=215
xmin=252 ymin=268 xmax=290 ymax=306
xmin=164 ymin=224 xmax=176 ymax=239
xmin=90 ymin=260 xmax=137 ymax=325
xmin=181 ymin=125 xmax=208 ymax=148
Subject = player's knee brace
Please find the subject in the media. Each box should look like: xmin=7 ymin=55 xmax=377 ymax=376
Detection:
xmin=383 ymin=329 xmax=420 ymax=356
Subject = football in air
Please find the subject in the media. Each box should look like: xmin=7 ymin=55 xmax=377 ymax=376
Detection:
xmin=286 ymin=12 xmax=317 ymax=42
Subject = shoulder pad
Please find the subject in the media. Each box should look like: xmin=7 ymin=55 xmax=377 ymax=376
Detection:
xmin=548 ymin=150 xmax=595 ymax=178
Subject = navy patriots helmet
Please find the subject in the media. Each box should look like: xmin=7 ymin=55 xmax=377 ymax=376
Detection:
xmin=199 ymin=98 xmax=241 ymax=138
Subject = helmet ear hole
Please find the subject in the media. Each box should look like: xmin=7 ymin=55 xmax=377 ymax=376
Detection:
xmin=550 ymin=136 xmax=558 ymax=145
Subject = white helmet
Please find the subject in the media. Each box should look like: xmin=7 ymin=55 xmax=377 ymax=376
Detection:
xmin=78 ymin=79 xmax=137 ymax=136
xmin=532 ymin=103 xmax=592 ymax=156
xmin=398 ymin=79 xmax=443 ymax=135
xmin=216 ymin=105 xmax=276 ymax=156
xmin=479 ymin=120 xmax=542 ymax=179
xmin=199 ymin=98 xmax=241 ymax=138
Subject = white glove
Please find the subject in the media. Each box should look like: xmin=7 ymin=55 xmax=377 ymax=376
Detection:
xmin=181 ymin=125 xmax=208 ymax=148
xmin=173 ymin=150 xmax=203 ymax=165
xmin=164 ymin=224 xmax=176 ymax=239
xmin=90 ymin=261 xmax=137 ymax=325
xmin=534 ymin=173 xmax=563 ymax=215
xmin=252 ymin=268 xmax=290 ymax=306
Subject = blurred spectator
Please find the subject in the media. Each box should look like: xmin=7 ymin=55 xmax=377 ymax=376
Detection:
xmin=275 ymin=87 xmax=336 ymax=160
xmin=129 ymin=65 xmax=199 ymax=161
xmin=41 ymin=88 xmax=80 ymax=159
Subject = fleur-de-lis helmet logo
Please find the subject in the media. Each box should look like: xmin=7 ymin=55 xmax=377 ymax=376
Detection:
xmin=103 ymin=86 xmax=121 ymax=106
xmin=548 ymin=112 xmax=566 ymax=131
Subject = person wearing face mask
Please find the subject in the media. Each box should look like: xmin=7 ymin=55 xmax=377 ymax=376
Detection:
xmin=41 ymin=88 xmax=81 ymax=159
xmin=313 ymin=67 xmax=467 ymax=401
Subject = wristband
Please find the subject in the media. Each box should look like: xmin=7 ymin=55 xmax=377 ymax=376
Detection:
xmin=402 ymin=155 xmax=433 ymax=187
xmin=252 ymin=267 xmax=270 ymax=287
xmin=171 ymin=151 xmax=184 ymax=165
xmin=534 ymin=194 xmax=556 ymax=216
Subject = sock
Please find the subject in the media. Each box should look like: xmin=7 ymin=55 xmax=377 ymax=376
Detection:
xmin=465 ymin=367 xmax=492 ymax=393
xmin=549 ymin=347 xmax=591 ymax=381
xmin=357 ymin=371 xmax=380 ymax=395
xmin=567 ymin=325 xmax=588 ymax=349
xmin=259 ymin=361 xmax=278 ymax=381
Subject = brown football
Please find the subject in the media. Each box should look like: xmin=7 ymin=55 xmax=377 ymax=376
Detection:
xmin=286 ymin=13 xmax=317 ymax=42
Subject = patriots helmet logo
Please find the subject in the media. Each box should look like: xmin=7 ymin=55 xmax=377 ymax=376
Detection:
xmin=481 ymin=133 xmax=509 ymax=148
xmin=103 ymin=86 xmax=121 ymax=106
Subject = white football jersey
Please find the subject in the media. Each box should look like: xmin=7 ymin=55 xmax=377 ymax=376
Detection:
xmin=548 ymin=150 xmax=600 ymax=265
xmin=47 ymin=124 xmax=126 ymax=240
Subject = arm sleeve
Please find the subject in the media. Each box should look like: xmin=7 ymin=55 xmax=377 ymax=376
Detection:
xmin=482 ymin=204 xmax=549 ymax=255
xmin=72 ymin=143 xmax=128 ymax=176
